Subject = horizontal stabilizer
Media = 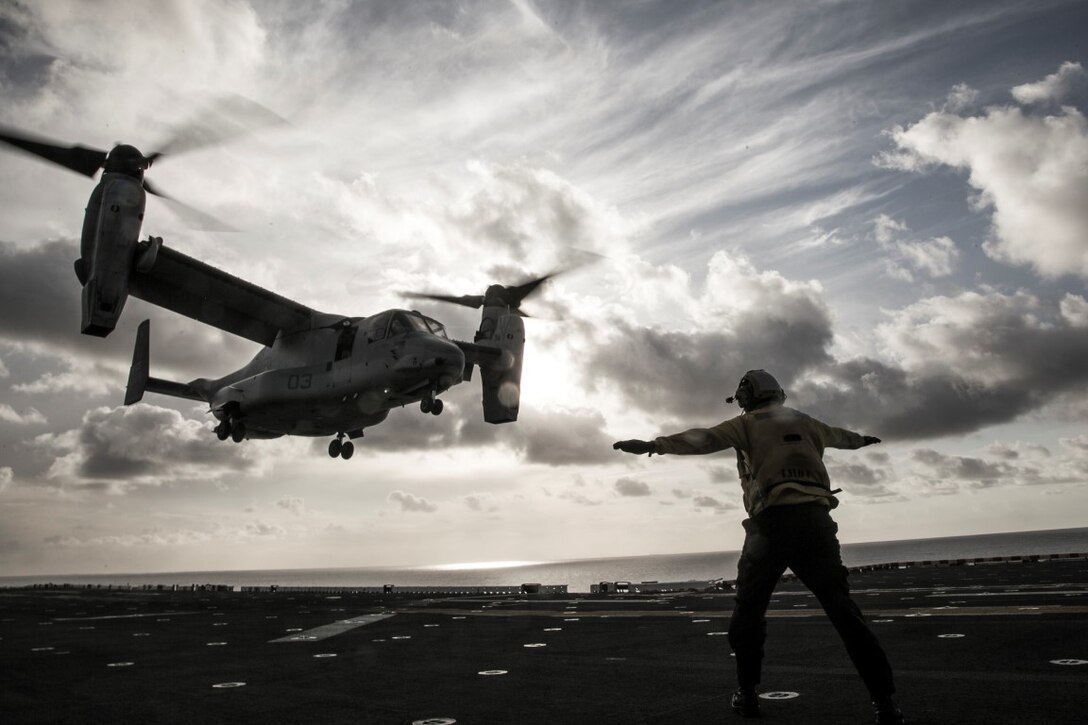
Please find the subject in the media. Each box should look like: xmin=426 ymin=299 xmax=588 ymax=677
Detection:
xmin=147 ymin=377 xmax=206 ymax=402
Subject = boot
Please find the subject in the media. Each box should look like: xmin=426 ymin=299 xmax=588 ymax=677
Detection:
xmin=873 ymin=697 xmax=907 ymax=725
xmin=731 ymin=687 xmax=761 ymax=718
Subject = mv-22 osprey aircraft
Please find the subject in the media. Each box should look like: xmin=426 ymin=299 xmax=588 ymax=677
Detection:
xmin=1 ymin=116 xmax=546 ymax=460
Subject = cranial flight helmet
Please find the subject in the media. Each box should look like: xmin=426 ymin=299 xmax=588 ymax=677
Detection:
xmin=727 ymin=369 xmax=786 ymax=411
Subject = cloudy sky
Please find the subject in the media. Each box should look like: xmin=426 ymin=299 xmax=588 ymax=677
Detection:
xmin=1 ymin=0 xmax=1086 ymax=578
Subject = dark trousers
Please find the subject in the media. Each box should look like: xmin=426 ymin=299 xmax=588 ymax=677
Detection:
xmin=728 ymin=502 xmax=896 ymax=699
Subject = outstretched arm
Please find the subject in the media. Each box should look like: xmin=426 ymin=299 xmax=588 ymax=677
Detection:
xmin=810 ymin=414 xmax=881 ymax=449
xmin=613 ymin=440 xmax=655 ymax=456
xmin=614 ymin=419 xmax=743 ymax=457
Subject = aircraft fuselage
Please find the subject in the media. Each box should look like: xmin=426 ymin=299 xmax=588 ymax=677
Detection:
xmin=204 ymin=310 xmax=465 ymax=439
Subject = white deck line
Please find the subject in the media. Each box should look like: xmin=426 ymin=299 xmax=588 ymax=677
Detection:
xmin=268 ymin=613 xmax=395 ymax=643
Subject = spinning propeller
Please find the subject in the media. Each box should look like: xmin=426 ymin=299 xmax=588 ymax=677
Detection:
xmin=403 ymin=271 xmax=561 ymax=318
xmin=0 ymin=94 xmax=285 ymax=230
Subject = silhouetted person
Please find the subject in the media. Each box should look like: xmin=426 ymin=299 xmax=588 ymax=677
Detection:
xmin=614 ymin=369 xmax=906 ymax=724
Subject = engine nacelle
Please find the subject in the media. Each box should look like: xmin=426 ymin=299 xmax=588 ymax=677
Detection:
xmin=79 ymin=173 xmax=146 ymax=336
xmin=476 ymin=309 xmax=525 ymax=424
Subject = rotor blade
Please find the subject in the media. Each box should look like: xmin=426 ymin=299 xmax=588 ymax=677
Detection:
xmin=0 ymin=126 xmax=107 ymax=177
xmin=143 ymin=179 xmax=236 ymax=232
xmin=146 ymin=94 xmax=288 ymax=162
xmin=505 ymin=272 xmax=559 ymax=306
xmin=401 ymin=292 xmax=486 ymax=309
xmin=504 ymin=252 xmax=603 ymax=308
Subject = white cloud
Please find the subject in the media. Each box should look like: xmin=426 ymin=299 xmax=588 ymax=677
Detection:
xmin=1061 ymin=435 xmax=1088 ymax=452
xmin=877 ymin=289 xmax=1057 ymax=383
xmin=245 ymin=521 xmax=287 ymax=538
xmin=907 ymin=439 xmax=1087 ymax=490
xmin=0 ymin=357 xmax=8 ymax=378
xmin=275 ymin=496 xmax=305 ymax=516
xmin=897 ymin=236 xmax=958 ymax=278
xmin=614 ymin=477 xmax=651 ymax=497
xmin=4 ymin=1 xmax=269 ymax=132
xmin=874 ymin=214 xmax=908 ymax=245
xmin=873 ymin=215 xmax=959 ymax=281
xmin=1061 ymin=293 xmax=1088 ymax=327
xmin=585 ymin=250 xmax=833 ymax=420
xmin=387 ymin=490 xmax=438 ymax=513
xmin=692 ymin=495 xmax=735 ymax=513
xmin=1011 ymin=61 xmax=1086 ymax=105
xmin=43 ymin=528 xmax=215 ymax=548
xmin=0 ymin=404 xmax=46 ymax=425
xmin=944 ymin=82 xmax=980 ymax=112
xmin=0 ymin=466 xmax=12 ymax=492
xmin=464 ymin=494 xmax=489 ymax=512
xmin=12 ymin=368 xmax=117 ymax=397
xmin=35 ymin=404 xmax=257 ymax=489
xmin=880 ymin=65 xmax=1088 ymax=279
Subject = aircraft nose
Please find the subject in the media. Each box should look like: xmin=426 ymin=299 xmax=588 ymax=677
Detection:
xmin=434 ymin=339 xmax=466 ymax=381
xmin=394 ymin=338 xmax=465 ymax=384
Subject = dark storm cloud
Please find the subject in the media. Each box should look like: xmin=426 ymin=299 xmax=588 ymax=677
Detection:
xmin=587 ymin=316 xmax=832 ymax=422
xmin=798 ymin=290 xmax=1088 ymax=439
xmin=907 ymin=445 xmax=1084 ymax=489
xmin=0 ymin=240 xmax=76 ymax=346
xmin=825 ymin=459 xmax=900 ymax=501
xmin=911 ymin=449 xmax=1019 ymax=488
xmin=793 ymin=358 xmax=1037 ymax=439
xmin=588 ymin=283 xmax=1088 ymax=441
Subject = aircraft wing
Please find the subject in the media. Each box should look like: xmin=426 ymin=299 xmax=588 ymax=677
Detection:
xmin=129 ymin=241 xmax=317 ymax=346
xmin=453 ymin=339 xmax=506 ymax=369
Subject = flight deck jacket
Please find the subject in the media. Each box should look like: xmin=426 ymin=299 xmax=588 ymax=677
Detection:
xmin=652 ymin=403 xmax=868 ymax=516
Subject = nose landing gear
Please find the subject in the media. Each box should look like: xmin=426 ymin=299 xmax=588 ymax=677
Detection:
xmin=328 ymin=432 xmax=354 ymax=460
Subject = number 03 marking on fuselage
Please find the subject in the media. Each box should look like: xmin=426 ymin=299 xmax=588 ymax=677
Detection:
xmin=287 ymin=374 xmax=313 ymax=389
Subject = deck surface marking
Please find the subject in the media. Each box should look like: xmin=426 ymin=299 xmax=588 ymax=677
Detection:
xmin=267 ymin=612 xmax=395 ymax=642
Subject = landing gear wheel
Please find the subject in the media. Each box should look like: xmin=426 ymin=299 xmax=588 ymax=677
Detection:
xmin=328 ymin=439 xmax=342 ymax=458
xmin=340 ymin=441 xmax=354 ymax=460
xmin=215 ymin=420 xmax=230 ymax=441
xmin=420 ymin=398 xmax=433 ymax=414
xmin=431 ymin=399 xmax=444 ymax=415
xmin=230 ymin=421 xmax=246 ymax=443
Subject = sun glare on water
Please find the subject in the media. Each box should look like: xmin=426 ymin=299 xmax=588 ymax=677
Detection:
xmin=428 ymin=560 xmax=544 ymax=571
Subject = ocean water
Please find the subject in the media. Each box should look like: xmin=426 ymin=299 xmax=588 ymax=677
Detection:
xmin=2 ymin=527 xmax=1085 ymax=593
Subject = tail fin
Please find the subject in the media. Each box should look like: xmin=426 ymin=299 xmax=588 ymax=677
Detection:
xmin=124 ymin=319 xmax=207 ymax=405
xmin=476 ymin=309 xmax=525 ymax=423
xmin=124 ymin=320 xmax=151 ymax=405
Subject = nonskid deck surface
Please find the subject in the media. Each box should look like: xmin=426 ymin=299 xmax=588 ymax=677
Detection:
xmin=2 ymin=560 xmax=1086 ymax=724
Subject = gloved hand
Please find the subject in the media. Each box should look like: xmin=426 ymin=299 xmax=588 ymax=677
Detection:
xmin=613 ymin=439 xmax=655 ymax=455
xmin=862 ymin=435 xmax=882 ymax=446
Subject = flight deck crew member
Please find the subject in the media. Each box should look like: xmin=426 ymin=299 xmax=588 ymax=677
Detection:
xmin=614 ymin=370 xmax=906 ymax=725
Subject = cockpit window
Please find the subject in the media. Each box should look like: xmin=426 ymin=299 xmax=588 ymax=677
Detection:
xmin=421 ymin=315 xmax=448 ymax=338
xmin=389 ymin=313 xmax=412 ymax=336
xmin=369 ymin=311 xmax=448 ymax=341
xmin=367 ymin=311 xmax=392 ymax=341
